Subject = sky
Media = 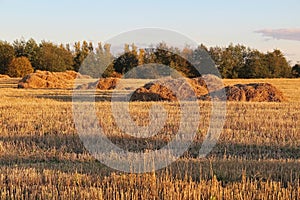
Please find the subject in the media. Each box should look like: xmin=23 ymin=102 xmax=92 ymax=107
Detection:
xmin=0 ymin=0 xmax=300 ymax=64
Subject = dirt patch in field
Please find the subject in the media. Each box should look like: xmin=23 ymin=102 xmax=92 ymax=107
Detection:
xmin=202 ymin=83 xmax=286 ymax=102
xmin=76 ymin=78 xmax=119 ymax=90
xmin=18 ymin=70 xmax=91 ymax=89
xmin=130 ymin=78 xmax=209 ymax=101
xmin=0 ymin=74 xmax=10 ymax=79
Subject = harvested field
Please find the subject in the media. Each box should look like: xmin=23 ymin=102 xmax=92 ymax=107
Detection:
xmin=0 ymin=78 xmax=299 ymax=199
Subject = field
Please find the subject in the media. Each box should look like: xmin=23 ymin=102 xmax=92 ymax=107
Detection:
xmin=0 ymin=78 xmax=299 ymax=199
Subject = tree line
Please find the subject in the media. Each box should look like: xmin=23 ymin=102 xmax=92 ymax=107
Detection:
xmin=0 ymin=38 xmax=299 ymax=78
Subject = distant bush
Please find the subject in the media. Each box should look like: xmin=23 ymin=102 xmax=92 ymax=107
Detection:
xmin=7 ymin=57 xmax=34 ymax=77
xmin=292 ymin=64 xmax=300 ymax=78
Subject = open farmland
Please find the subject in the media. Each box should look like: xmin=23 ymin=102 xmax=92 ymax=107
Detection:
xmin=0 ymin=78 xmax=299 ymax=199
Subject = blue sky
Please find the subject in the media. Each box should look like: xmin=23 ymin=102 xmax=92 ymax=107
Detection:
xmin=1 ymin=0 xmax=300 ymax=64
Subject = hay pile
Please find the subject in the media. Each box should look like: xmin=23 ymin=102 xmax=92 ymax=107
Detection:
xmin=203 ymin=83 xmax=286 ymax=102
xmin=0 ymin=74 xmax=10 ymax=79
xmin=18 ymin=70 xmax=91 ymax=89
xmin=130 ymin=78 xmax=209 ymax=101
xmin=196 ymin=74 xmax=224 ymax=91
xmin=76 ymin=78 xmax=119 ymax=90
xmin=131 ymin=77 xmax=285 ymax=102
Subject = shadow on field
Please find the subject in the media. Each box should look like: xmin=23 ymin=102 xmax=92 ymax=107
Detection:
xmin=35 ymin=91 xmax=132 ymax=102
xmin=1 ymin=132 xmax=300 ymax=184
xmin=2 ymin=133 xmax=300 ymax=161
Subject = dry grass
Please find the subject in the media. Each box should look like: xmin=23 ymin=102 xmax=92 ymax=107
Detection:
xmin=0 ymin=78 xmax=299 ymax=199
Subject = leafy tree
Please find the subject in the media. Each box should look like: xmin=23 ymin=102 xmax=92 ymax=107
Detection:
xmin=190 ymin=45 xmax=215 ymax=77
xmin=101 ymin=43 xmax=114 ymax=77
xmin=264 ymin=49 xmax=291 ymax=78
xmin=13 ymin=38 xmax=27 ymax=57
xmin=0 ymin=41 xmax=15 ymax=74
xmin=73 ymin=42 xmax=82 ymax=71
xmin=292 ymin=64 xmax=300 ymax=77
xmin=113 ymin=51 xmax=138 ymax=74
xmin=212 ymin=44 xmax=249 ymax=78
xmin=7 ymin=56 xmax=34 ymax=77
xmin=138 ymin=49 xmax=145 ymax=66
xmin=239 ymin=50 xmax=269 ymax=78
xmin=24 ymin=38 xmax=39 ymax=69
xmin=35 ymin=41 xmax=73 ymax=72
xmin=0 ymin=38 xmax=295 ymax=78
xmin=73 ymin=41 xmax=92 ymax=71
xmin=79 ymin=42 xmax=115 ymax=78
xmin=13 ymin=38 xmax=40 ymax=70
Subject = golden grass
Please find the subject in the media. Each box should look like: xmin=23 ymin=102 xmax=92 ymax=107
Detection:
xmin=0 ymin=78 xmax=299 ymax=199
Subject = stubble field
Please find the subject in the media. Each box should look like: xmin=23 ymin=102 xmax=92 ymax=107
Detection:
xmin=0 ymin=78 xmax=299 ymax=199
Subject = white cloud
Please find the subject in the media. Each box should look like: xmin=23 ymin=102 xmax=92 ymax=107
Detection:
xmin=255 ymin=28 xmax=300 ymax=41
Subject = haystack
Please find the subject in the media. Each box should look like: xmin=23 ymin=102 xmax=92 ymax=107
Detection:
xmin=0 ymin=74 xmax=10 ymax=79
xmin=194 ymin=74 xmax=224 ymax=92
xmin=18 ymin=70 xmax=90 ymax=89
xmin=76 ymin=78 xmax=119 ymax=90
xmin=130 ymin=78 xmax=208 ymax=101
xmin=203 ymin=83 xmax=286 ymax=102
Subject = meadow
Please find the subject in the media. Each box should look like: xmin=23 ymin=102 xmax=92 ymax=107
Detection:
xmin=0 ymin=78 xmax=299 ymax=199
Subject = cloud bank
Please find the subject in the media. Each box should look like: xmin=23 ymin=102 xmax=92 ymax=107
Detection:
xmin=255 ymin=28 xmax=300 ymax=41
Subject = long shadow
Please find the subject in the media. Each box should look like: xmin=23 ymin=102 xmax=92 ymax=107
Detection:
xmin=0 ymin=134 xmax=300 ymax=183
xmin=35 ymin=90 xmax=133 ymax=102
xmin=2 ymin=133 xmax=300 ymax=161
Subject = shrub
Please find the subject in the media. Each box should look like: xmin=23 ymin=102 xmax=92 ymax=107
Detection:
xmin=7 ymin=57 xmax=34 ymax=77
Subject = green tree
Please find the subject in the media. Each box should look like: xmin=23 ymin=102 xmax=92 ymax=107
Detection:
xmin=101 ymin=43 xmax=114 ymax=77
xmin=13 ymin=38 xmax=40 ymax=70
xmin=0 ymin=41 xmax=15 ymax=74
xmin=292 ymin=64 xmax=300 ymax=77
xmin=35 ymin=41 xmax=73 ymax=72
xmin=222 ymin=44 xmax=249 ymax=78
xmin=24 ymin=38 xmax=39 ymax=69
xmin=13 ymin=38 xmax=27 ymax=57
xmin=79 ymin=42 xmax=114 ymax=78
xmin=265 ymin=49 xmax=291 ymax=78
xmin=240 ymin=50 xmax=269 ymax=78
xmin=189 ymin=45 xmax=216 ymax=77
xmin=73 ymin=41 xmax=91 ymax=71
xmin=113 ymin=51 xmax=138 ymax=74
xmin=7 ymin=56 xmax=34 ymax=77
